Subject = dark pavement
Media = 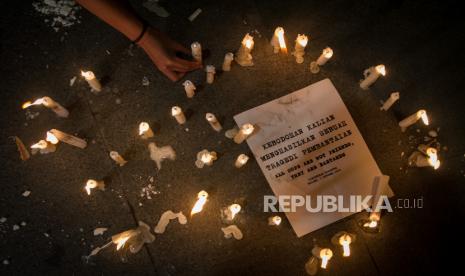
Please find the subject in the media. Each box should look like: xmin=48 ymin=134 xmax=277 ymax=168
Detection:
xmin=1 ymin=0 xmax=465 ymax=275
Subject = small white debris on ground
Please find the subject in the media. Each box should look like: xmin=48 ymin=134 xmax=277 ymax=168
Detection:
xmin=140 ymin=183 xmax=160 ymax=200
xmin=3 ymin=259 xmax=9 ymax=265
xmin=188 ymin=8 xmax=202 ymax=22
xmin=93 ymin=227 xmax=108 ymax=236
xmin=0 ymin=217 xmax=6 ymax=223
xmin=142 ymin=76 xmax=150 ymax=86
xmin=115 ymin=98 xmax=121 ymax=104
xmin=32 ymin=0 xmax=82 ymax=32
xmin=69 ymin=76 xmax=76 ymax=86
xmin=22 ymin=190 xmax=31 ymax=197
xmin=13 ymin=225 xmax=20 ymax=231
xmin=20 ymin=222 xmax=27 ymax=226
xmin=25 ymin=109 xmax=40 ymax=120
xmin=428 ymin=130 xmax=438 ymax=137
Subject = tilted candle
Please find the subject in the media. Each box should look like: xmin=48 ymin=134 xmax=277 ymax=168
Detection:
xmin=171 ymin=106 xmax=186 ymax=125
xmin=85 ymin=179 xmax=105 ymax=195
xmin=81 ymin=70 xmax=102 ymax=92
xmin=233 ymin=123 xmax=254 ymax=144
xmin=22 ymin=96 xmax=69 ymax=118
xmin=205 ymin=113 xmax=222 ymax=132
xmin=310 ymin=47 xmax=334 ymax=73
xmin=110 ymin=151 xmax=127 ymax=166
xmin=398 ymin=109 xmax=428 ymax=132
xmin=138 ymin=122 xmax=154 ymax=139
xmin=380 ymin=92 xmax=400 ymax=111
xmin=30 ymin=140 xmax=56 ymax=154
xmin=360 ymin=65 xmax=386 ymax=90
xmin=183 ymin=80 xmax=196 ymax=98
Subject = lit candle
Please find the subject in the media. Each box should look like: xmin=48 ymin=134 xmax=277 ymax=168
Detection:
xmin=22 ymin=96 xmax=69 ymax=118
xmin=426 ymin=148 xmax=440 ymax=169
xmin=319 ymin=248 xmax=333 ymax=269
xmin=222 ymin=52 xmax=234 ymax=71
xmin=138 ymin=122 xmax=154 ymax=139
xmin=380 ymin=92 xmax=400 ymax=111
xmin=360 ymin=65 xmax=386 ymax=90
xmin=195 ymin=149 xmax=217 ymax=168
xmin=270 ymin=27 xmax=287 ymax=54
xmin=191 ymin=42 xmax=202 ymax=62
xmin=85 ymin=179 xmax=105 ymax=195
xmin=310 ymin=47 xmax=334 ymax=73
xmin=154 ymin=210 xmax=187 ymax=234
xmin=412 ymin=147 xmax=441 ymax=169
xmin=205 ymin=113 xmax=222 ymax=132
xmin=235 ymin=33 xmax=254 ymax=67
xmin=171 ymin=106 xmax=186 ymax=125
xmin=111 ymin=221 xmax=154 ymax=253
xmin=46 ymin=131 xmax=59 ymax=144
xmin=30 ymin=140 xmax=56 ymax=154
xmin=110 ymin=151 xmax=127 ymax=166
xmin=339 ymin=234 xmax=352 ymax=257
xmin=235 ymin=154 xmax=249 ymax=168
xmin=221 ymin=225 xmax=243 ymax=240
xmin=191 ymin=190 xmax=208 ymax=216
xmin=81 ymin=70 xmax=102 ymax=92
xmin=398 ymin=109 xmax=429 ymax=132
xmin=183 ymin=80 xmax=196 ymax=98
xmin=49 ymin=129 xmax=87 ymax=148
xmin=206 ymin=65 xmax=216 ymax=84
xmin=268 ymin=215 xmax=282 ymax=226
xmin=233 ymin=123 xmax=254 ymax=144
xmin=224 ymin=204 xmax=241 ymax=221
xmin=364 ymin=212 xmax=380 ymax=228
xmin=293 ymin=34 xmax=308 ymax=63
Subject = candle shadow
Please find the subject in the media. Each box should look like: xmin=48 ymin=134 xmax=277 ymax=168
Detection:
xmin=184 ymin=108 xmax=194 ymax=121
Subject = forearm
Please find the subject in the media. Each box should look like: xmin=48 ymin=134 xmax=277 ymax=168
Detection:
xmin=76 ymin=0 xmax=144 ymax=41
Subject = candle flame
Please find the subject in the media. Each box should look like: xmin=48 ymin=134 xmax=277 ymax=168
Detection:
xmin=426 ymin=148 xmax=440 ymax=169
xmin=418 ymin=110 xmax=429 ymax=125
xmin=275 ymin=27 xmax=287 ymax=53
xmin=271 ymin=216 xmax=282 ymax=225
xmin=46 ymin=131 xmax=59 ymax=144
xmin=200 ymin=152 xmax=213 ymax=164
xmin=242 ymin=34 xmax=254 ymax=49
xmin=363 ymin=220 xmax=378 ymax=228
xmin=81 ymin=70 xmax=94 ymax=79
xmin=297 ymin=34 xmax=308 ymax=47
xmin=115 ymin=235 xmax=131 ymax=251
xmin=319 ymin=248 xmax=333 ymax=269
xmin=22 ymin=98 xmax=44 ymax=109
xmin=375 ymin=65 xmax=386 ymax=76
xmin=85 ymin=179 xmax=98 ymax=195
xmin=191 ymin=190 xmax=208 ymax=216
xmin=339 ymin=234 xmax=352 ymax=257
xmin=323 ymin=47 xmax=334 ymax=59
xmin=31 ymin=140 xmax=48 ymax=149
xmin=139 ymin=122 xmax=150 ymax=135
xmin=228 ymin=204 xmax=241 ymax=220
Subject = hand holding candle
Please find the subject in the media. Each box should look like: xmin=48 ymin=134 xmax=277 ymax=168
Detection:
xmin=398 ymin=109 xmax=428 ymax=132
xmin=360 ymin=65 xmax=386 ymax=89
xmin=183 ymin=80 xmax=196 ymax=98
xmin=310 ymin=47 xmax=334 ymax=73
xmin=380 ymin=92 xmax=400 ymax=111
xmin=235 ymin=33 xmax=254 ymax=66
xmin=22 ymin=96 xmax=69 ymax=118
xmin=233 ymin=123 xmax=254 ymax=144
xmin=205 ymin=113 xmax=222 ymax=132
xmin=222 ymin=53 xmax=234 ymax=71
xmin=81 ymin=70 xmax=102 ymax=92
xmin=293 ymin=34 xmax=308 ymax=63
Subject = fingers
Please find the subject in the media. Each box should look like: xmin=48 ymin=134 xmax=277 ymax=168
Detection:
xmin=160 ymin=67 xmax=185 ymax=82
xmin=174 ymin=57 xmax=202 ymax=70
xmin=171 ymin=42 xmax=191 ymax=55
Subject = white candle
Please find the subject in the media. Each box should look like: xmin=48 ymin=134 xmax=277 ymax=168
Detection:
xmin=171 ymin=106 xmax=186 ymax=124
xmin=310 ymin=47 xmax=334 ymax=73
xmin=268 ymin=215 xmax=282 ymax=226
xmin=22 ymin=96 xmax=69 ymax=118
xmin=183 ymin=80 xmax=196 ymax=98
xmin=360 ymin=65 xmax=386 ymax=90
xmin=339 ymin=234 xmax=352 ymax=257
xmin=205 ymin=113 xmax=222 ymax=132
xmin=49 ymin=129 xmax=87 ymax=148
xmin=380 ymin=92 xmax=400 ymax=111
xmin=235 ymin=154 xmax=249 ymax=168
xmin=138 ymin=122 xmax=154 ymax=139
xmin=85 ymin=179 xmax=105 ymax=195
xmin=30 ymin=140 xmax=56 ymax=154
xmin=233 ymin=123 xmax=254 ymax=144
xmin=222 ymin=52 xmax=234 ymax=71
xmin=206 ymin=65 xmax=216 ymax=84
xmin=235 ymin=33 xmax=254 ymax=66
xmin=224 ymin=204 xmax=241 ymax=220
xmin=110 ymin=151 xmax=127 ymax=166
xmin=191 ymin=42 xmax=202 ymax=62
xmin=319 ymin=248 xmax=333 ymax=269
xmin=398 ymin=109 xmax=428 ymax=132
xmin=293 ymin=34 xmax=308 ymax=63
xmin=270 ymin=27 xmax=287 ymax=54
xmin=191 ymin=190 xmax=208 ymax=216
xmin=81 ymin=70 xmax=102 ymax=92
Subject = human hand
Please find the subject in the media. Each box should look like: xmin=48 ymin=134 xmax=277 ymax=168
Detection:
xmin=138 ymin=27 xmax=202 ymax=81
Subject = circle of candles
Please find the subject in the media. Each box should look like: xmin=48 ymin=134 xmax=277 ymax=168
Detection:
xmin=191 ymin=190 xmax=208 ymax=216
xmin=235 ymin=33 xmax=254 ymax=66
xmin=110 ymin=151 xmax=127 ymax=166
xmin=205 ymin=113 xmax=222 ymax=132
xmin=293 ymin=34 xmax=308 ymax=64
xmin=339 ymin=234 xmax=352 ymax=257
xmin=206 ymin=65 xmax=216 ymax=84
xmin=222 ymin=52 xmax=234 ymax=71
xmin=270 ymin=27 xmax=287 ymax=54
xmin=171 ymin=106 xmax=186 ymax=124
xmin=233 ymin=123 xmax=255 ymax=144
xmin=359 ymin=64 xmax=386 ymax=90
xmin=268 ymin=215 xmax=282 ymax=226
xmin=81 ymin=70 xmax=102 ymax=92
xmin=319 ymin=248 xmax=333 ymax=269
xmin=310 ymin=47 xmax=334 ymax=74
xmin=183 ymin=80 xmax=196 ymax=98
xmin=191 ymin=42 xmax=202 ymax=62
xmin=380 ymin=92 xmax=400 ymax=111
xmin=235 ymin=154 xmax=249 ymax=168
xmin=138 ymin=122 xmax=154 ymax=139
xmin=398 ymin=109 xmax=428 ymax=132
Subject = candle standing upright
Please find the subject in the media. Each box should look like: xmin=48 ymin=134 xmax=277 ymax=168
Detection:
xmin=206 ymin=65 xmax=216 ymax=84
xmin=222 ymin=53 xmax=234 ymax=71
xmin=191 ymin=42 xmax=202 ymax=62
xmin=235 ymin=33 xmax=254 ymax=66
xmin=293 ymin=34 xmax=308 ymax=63
xmin=183 ymin=80 xmax=196 ymax=98
xmin=205 ymin=113 xmax=222 ymax=132
xmin=171 ymin=106 xmax=186 ymax=124
xmin=233 ymin=123 xmax=255 ymax=144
